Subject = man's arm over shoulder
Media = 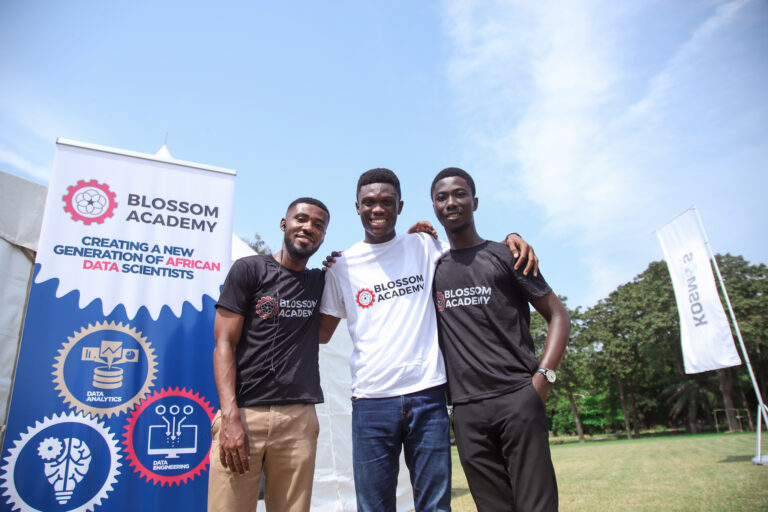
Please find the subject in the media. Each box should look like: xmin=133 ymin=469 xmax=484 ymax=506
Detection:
xmin=318 ymin=314 xmax=341 ymax=344
xmin=213 ymin=307 xmax=250 ymax=474
xmin=530 ymin=292 xmax=570 ymax=404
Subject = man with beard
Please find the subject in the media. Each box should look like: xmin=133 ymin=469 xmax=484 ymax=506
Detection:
xmin=208 ymin=197 xmax=330 ymax=512
xmin=431 ymin=168 xmax=569 ymax=512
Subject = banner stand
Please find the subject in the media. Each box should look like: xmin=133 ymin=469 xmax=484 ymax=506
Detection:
xmin=1 ymin=138 xmax=236 ymax=511
xmin=658 ymin=205 xmax=768 ymax=465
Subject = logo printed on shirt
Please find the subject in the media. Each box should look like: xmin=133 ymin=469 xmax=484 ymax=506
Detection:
xmin=355 ymin=274 xmax=426 ymax=309
xmin=435 ymin=292 xmax=446 ymax=312
xmin=256 ymin=297 xmax=277 ymax=318
xmin=257 ymin=297 xmax=318 ymax=318
xmin=436 ymin=286 xmax=492 ymax=311
xmin=356 ymin=289 xmax=375 ymax=309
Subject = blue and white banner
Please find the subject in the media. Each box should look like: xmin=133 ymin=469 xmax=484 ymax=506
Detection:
xmin=0 ymin=139 xmax=234 ymax=511
xmin=657 ymin=207 xmax=741 ymax=374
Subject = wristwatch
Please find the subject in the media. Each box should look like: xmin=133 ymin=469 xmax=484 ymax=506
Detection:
xmin=536 ymin=368 xmax=557 ymax=383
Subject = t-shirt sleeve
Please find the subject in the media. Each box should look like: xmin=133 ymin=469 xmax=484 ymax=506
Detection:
xmin=319 ymin=266 xmax=346 ymax=319
xmin=215 ymin=258 xmax=257 ymax=316
xmin=501 ymin=248 xmax=552 ymax=303
xmin=424 ymin=234 xmax=450 ymax=262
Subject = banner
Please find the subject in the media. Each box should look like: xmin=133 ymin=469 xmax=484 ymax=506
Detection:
xmin=0 ymin=139 xmax=234 ymax=511
xmin=656 ymin=208 xmax=741 ymax=374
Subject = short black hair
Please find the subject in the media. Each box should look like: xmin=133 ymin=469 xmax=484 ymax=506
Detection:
xmin=357 ymin=168 xmax=401 ymax=200
xmin=286 ymin=197 xmax=330 ymax=218
xmin=430 ymin=167 xmax=476 ymax=198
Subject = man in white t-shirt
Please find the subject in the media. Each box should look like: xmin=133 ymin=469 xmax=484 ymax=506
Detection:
xmin=318 ymin=168 xmax=537 ymax=512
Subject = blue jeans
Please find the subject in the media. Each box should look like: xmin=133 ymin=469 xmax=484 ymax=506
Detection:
xmin=351 ymin=385 xmax=451 ymax=512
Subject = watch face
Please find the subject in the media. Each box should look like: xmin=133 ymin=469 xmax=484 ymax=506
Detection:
xmin=539 ymin=368 xmax=556 ymax=383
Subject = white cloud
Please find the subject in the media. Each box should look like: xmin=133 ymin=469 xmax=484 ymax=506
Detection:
xmin=443 ymin=0 xmax=764 ymax=306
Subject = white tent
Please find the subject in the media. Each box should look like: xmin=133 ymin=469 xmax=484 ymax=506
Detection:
xmin=0 ymin=168 xmax=413 ymax=511
xmin=0 ymin=170 xmax=46 ymax=435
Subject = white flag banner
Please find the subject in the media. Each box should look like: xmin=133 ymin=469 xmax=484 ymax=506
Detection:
xmin=657 ymin=208 xmax=741 ymax=374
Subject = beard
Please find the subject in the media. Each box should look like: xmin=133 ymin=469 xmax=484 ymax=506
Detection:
xmin=283 ymin=231 xmax=320 ymax=260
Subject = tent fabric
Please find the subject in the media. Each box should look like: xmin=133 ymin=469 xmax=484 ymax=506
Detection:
xmin=0 ymin=170 xmax=47 ymax=432
xmin=0 ymin=169 xmax=46 ymax=252
xmin=312 ymin=322 xmax=415 ymax=511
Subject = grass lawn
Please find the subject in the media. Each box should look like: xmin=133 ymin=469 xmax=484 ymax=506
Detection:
xmin=450 ymin=432 xmax=768 ymax=511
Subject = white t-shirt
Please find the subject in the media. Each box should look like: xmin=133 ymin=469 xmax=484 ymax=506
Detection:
xmin=321 ymin=232 xmax=449 ymax=398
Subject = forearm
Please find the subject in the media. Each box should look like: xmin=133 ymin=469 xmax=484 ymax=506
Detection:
xmin=533 ymin=292 xmax=570 ymax=370
xmin=539 ymin=310 xmax=570 ymax=370
xmin=213 ymin=343 xmax=240 ymax=417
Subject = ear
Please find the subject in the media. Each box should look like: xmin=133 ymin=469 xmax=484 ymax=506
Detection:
xmin=355 ymin=202 xmax=361 ymax=215
xmin=473 ymin=197 xmax=478 ymax=211
xmin=280 ymin=218 xmax=286 ymax=231
xmin=397 ymin=200 xmax=404 ymax=215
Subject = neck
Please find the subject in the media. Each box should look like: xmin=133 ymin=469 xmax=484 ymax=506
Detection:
xmin=446 ymin=223 xmax=484 ymax=250
xmin=273 ymin=249 xmax=307 ymax=272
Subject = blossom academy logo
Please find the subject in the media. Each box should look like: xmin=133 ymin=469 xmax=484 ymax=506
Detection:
xmin=62 ymin=179 xmax=118 ymax=225
xmin=256 ymin=297 xmax=278 ymax=319
xmin=435 ymin=292 xmax=445 ymax=312
xmin=356 ymin=288 xmax=375 ymax=309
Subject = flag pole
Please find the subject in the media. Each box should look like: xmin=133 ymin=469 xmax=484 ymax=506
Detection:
xmin=692 ymin=205 xmax=768 ymax=464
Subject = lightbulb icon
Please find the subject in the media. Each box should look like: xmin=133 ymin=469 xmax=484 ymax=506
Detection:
xmin=37 ymin=436 xmax=92 ymax=504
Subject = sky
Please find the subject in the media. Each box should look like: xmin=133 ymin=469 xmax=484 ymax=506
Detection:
xmin=1 ymin=0 xmax=766 ymax=310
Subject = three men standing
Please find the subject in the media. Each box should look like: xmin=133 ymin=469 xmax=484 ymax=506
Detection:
xmin=208 ymin=168 xmax=564 ymax=512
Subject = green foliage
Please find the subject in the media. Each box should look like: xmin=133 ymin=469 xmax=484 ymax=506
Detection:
xmin=540 ymin=253 xmax=767 ymax=438
xmin=243 ymin=233 xmax=271 ymax=255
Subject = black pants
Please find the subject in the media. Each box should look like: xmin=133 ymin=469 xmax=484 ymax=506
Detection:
xmin=452 ymin=384 xmax=558 ymax=512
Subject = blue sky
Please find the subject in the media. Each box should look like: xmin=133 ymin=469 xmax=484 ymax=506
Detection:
xmin=2 ymin=0 xmax=766 ymax=310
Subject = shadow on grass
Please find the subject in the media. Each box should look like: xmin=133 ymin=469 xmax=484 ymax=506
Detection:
xmin=718 ymin=454 xmax=754 ymax=463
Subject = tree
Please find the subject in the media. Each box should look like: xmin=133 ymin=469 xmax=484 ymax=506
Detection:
xmin=243 ymin=233 xmax=271 ymax=255
xmin=531 ymin=299 xmax=594 ymax=441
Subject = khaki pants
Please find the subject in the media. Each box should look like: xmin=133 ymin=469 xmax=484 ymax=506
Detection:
xmin=208 ymin=404 xmax=319 ymax=512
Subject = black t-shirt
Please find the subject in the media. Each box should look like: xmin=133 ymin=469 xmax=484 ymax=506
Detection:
xmin=433 ymin=241 xmax=552 ymax=404
xmin=216 ymin=255 xmax=324 ymax=406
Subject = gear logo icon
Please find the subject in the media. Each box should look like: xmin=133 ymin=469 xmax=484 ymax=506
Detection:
xmin=435 ymin=292 xmax=445 ymax=312
xmin=256 ymin=297 xmax=278 ymax=319
xmin=356 ymin=288 xmax=375 ymax=309
xmin=62 ymin=179 xmax=117 ymax=225
xmin=122 ymin=387 xmax=216 ymax=486
xmin=0 ymin=411 xmax=121 ymax=512
xmin=52 ymin=321 xmax=158 ymax=418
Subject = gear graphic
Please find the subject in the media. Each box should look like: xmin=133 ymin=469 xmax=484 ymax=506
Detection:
xmin=256 ymin=297 xmax=278 ymax=319
xmin=37 ymin=438 xmax=63 ymax=461
xmin=62 ymin=179 xmax=117 ymax=225
xmin=356 ymin=288 xmax=375 ymax=309
xmin=122 ymin=387 xmax=215 ymax=486
xmin=52 ymin=321 xmax=158 ymax=418
xmin=0 ymin=411 xmax=122 ymax=512
xmin=435 ymin=292 xmax=445 ymax=312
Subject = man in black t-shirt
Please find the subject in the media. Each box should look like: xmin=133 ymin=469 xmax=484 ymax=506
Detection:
xmin=208 ymin=197 xmax=329 ymax=512
xmin=430 ymin=168 xmax=571 ymax=512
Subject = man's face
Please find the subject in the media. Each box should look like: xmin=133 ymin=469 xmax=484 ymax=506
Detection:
xmin=281 ymin=203 xmax=329 ymax=260
xmin=356 ymin=182 xmax=403 ymax=244
xmin=431 ymin=176 xmax=477 ymax=233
